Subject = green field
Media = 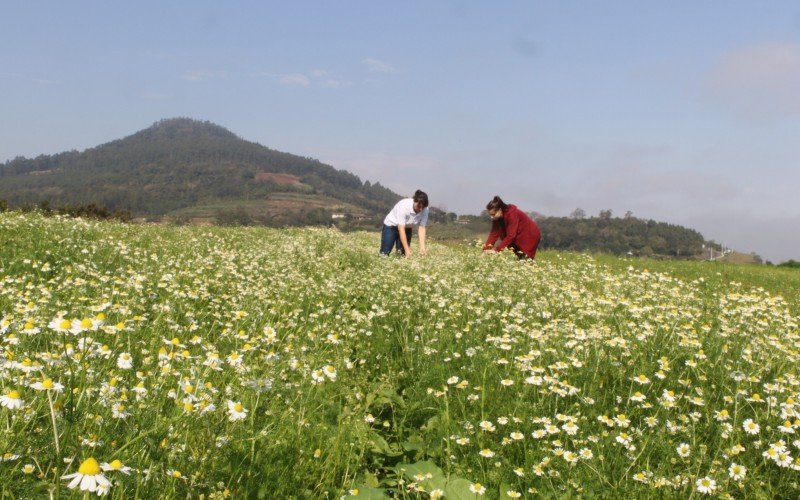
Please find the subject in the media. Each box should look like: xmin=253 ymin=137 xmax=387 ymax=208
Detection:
xmin=1 ymin=212 xmax=798 ymax=498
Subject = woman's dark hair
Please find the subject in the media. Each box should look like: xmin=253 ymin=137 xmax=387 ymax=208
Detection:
xmin=413 ymin=189 xmax=429 ymax=208
xmin=486 ymin=195 xmax=509 ymax=212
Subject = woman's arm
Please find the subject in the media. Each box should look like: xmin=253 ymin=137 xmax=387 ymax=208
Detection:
xmin=495 ymin=214 xmax=519 ymax=252
xmin=483 ymin=220 xmax=503 ymax=250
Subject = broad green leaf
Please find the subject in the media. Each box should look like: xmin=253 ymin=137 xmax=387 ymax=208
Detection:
xmin=445 ymin=478 xmax=480 ymax=500
xmin=343 ymin=485 xmax=390 ymax=499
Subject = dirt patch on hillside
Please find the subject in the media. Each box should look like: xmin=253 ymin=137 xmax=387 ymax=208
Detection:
xmin=255 ymin=172 xmax=301 ymax=185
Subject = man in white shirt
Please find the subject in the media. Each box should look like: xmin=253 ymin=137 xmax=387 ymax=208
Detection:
xmin=380 ymin=190 xmax=429 ymax=257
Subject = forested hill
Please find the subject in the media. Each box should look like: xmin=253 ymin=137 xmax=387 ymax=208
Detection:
xmin=0 ymin=118 xmax=401 ymax=219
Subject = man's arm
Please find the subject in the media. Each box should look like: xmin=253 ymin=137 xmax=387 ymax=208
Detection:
xmin=418 ymin=225 xmax=427 ymax=254
xmin=397 ymin=224 xmax=411 ymax=256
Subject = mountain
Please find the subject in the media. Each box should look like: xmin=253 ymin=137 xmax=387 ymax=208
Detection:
xmin=0 ymin=118 xmax=401 ymax=225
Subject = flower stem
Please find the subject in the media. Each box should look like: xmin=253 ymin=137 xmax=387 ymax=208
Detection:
xmin=47 ymin=390 xmax=61 ymax=455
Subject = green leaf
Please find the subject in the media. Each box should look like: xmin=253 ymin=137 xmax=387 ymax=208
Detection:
xmin=343 ymin=485 xmax=390 ymax=499
xmin=445 ymin=477 xmax=479 ymax=500
xmin=499 ymin=482 xmax=521 ymax=498
xmin=401 ymin=433 xmax=425 ymax=451
xmin=368 ymin=433 xmax=403 ymax=457
xmin=395 ymin=460 xmax=444 ymax=481
xmin=363 ymin=471 xmax=380 ymax=488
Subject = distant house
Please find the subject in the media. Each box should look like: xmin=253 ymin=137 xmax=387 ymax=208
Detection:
xmin=331 ymin=213 xmax=346 ymax=219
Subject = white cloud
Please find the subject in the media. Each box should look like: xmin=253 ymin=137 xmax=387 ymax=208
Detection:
xmin=5 ymin=72 xmax=59 ymax=85
xmin=252 ymin=69 xmax=346 ymax=88
xmin=140 ymin=91 xmax=170 ymax=100
xmin=181 ymin=70 xmax=227 ymax=82
xmin=362 ymin=58 xmax=397 ymax=73
xmin=279 ymin=73 xmax=310 ymax=86
xmin=703 ymin=41 xmax=800 ymax=119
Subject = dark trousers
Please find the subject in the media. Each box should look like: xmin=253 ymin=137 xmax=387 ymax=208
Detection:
xmin=380 ymin=224 xmax=412 ymax=255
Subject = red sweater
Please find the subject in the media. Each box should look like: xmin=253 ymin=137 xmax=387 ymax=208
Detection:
xmin=483 ymin=205 xmax=541 ymax=259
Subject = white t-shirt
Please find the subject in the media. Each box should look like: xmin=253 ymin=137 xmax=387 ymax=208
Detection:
xmin=383 ymin=198 xmax=429 ymax=227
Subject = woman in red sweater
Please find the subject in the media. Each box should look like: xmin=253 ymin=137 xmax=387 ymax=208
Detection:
xmin=482 ymin=196 xmax=541 ymax=260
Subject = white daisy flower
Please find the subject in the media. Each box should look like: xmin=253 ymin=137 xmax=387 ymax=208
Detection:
xmin=61 ymin=458 xmax=112 ymax=494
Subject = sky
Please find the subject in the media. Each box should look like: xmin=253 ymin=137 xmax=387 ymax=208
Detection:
xmin=2 ymin=1 xmax=799 ymax=262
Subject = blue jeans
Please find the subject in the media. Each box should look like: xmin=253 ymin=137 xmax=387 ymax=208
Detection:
xmin=380 ymin=225 xmax=412 ymax=255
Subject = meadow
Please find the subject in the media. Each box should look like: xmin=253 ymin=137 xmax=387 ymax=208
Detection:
xmin=0 ymin=211 xmax=798 ymax=498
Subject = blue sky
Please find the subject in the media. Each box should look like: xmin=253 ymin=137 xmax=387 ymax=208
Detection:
xmin=2 ymin=1 xmax=799 ymax=262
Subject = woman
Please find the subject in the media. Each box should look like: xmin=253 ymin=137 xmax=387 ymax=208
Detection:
xmin=380 ymin=190 xmax=429 ymax=257
xmin=483 ymin=195 xmax=541 ymax=259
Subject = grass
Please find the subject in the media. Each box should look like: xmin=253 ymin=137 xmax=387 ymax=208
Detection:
xmin=0 ymin=211 xmax=798 ymax=498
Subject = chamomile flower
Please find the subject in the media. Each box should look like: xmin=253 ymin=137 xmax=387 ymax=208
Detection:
xmin=743 ymin=419 xmax=760 ymax=435
xmin=695 ymin=476 xmax=716 ymax=495
xmin=61 ymin=457 xmax=112 ymax=494
xmin=111 ymin=403 xmax=130 ymax=419
xmin=101 ymin=459 xmax=132 ymax=474
xmin=227 ymin=400 xmax=248 ymax=421
xmin=677 ymin=443 xmax=691 ymax=458
xmin=117 ymin=352 xmax=133 ymax=370
xmin=322 ymin=364 xmax=337 ymax=380
xmin=728 ymin=463 xmax=746 ymax=480
xmin=30 ymin=377 xmax=65 ymax=392
xmin=469 ymin=482 xmax=486 ymax=495
xmin=0 ymin=390 xmax=24 ymax=410
xmin=48 ymin=316 xmax=73 ymax=333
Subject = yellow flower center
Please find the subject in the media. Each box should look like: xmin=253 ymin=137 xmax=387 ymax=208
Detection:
xmin=8 ymin=390 xmax=20 ymax=399
xmin=77 ymin=457 xmax=101 ymax=475
xmin=171 ymin=470 xmax=182 ymax=478
xmin=116 ymin=322 xmax=125 ymax=329
xmin=184 ymin=384 xmax=194 ymax=393
xmin=96 ymin=313 xmax=105 ymax=320
xmin=60 ymin=319 xmax=71 ymax=329
xmin=24 ymin=321 xmax=35 ymax=330
xmin=81 ymin=318 xmax=93 ymax=328
xmin=234 ymin=403 xmax=244 ymax=413
xmin=108 ymin=459 xmax=123 ymax=470
xmin=42 ymin=379 xmax=54 ymax=389
xmin=184 ymin=402 xmax=194 ymax=412
xmin=171 ymin=338 xmax=180 ymax=346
